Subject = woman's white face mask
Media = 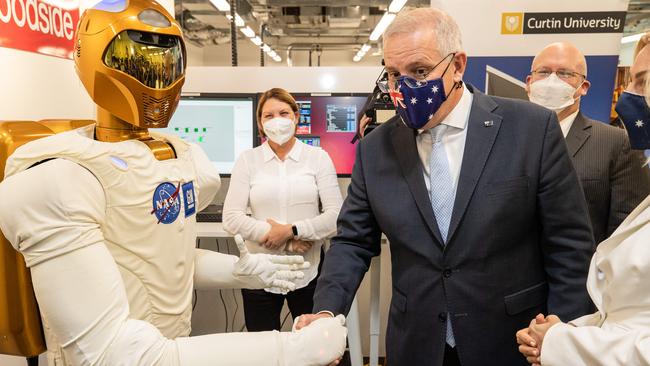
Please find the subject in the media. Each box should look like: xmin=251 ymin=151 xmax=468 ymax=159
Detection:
xmin=529 ymin=73 xmax=582 ymax=112
xmin=263 ymin=117 xmax=295 ymax=145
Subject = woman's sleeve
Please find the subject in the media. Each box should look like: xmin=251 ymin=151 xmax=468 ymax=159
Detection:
xmin=222 ymin=153 xmax=271 ymax=242
xmin=293 ymin=150 xmax=343 ymax=241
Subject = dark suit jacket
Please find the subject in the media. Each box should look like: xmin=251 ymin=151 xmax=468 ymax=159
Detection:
xmin=313 ymin=86 xmax=594 ymax=366
xmin=565 ymin=112 xmax=650 ymax=244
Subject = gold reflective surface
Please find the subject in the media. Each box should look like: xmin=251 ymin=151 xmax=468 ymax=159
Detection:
xmin=104 ymin=30 xmax=184 ymax=90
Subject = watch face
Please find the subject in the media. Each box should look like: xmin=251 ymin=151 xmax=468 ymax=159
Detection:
xmin=292 ymin=225 xmax=298 ymax=236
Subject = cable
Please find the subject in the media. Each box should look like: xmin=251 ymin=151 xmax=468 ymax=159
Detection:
xmin=280 ymin=310 xmax=291 ymax=330
xmin=216 ymin=238 xmax=229 ymax=332
xmin=193 ymin=237 xmax=200 ymax=311
xmin=229 ymin=0 xmax=238 ymax=66
xmin=225 ymin=238 xmax=239 ymax=333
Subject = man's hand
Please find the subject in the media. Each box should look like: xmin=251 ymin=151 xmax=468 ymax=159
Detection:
xmin=233 ymin=235 xmax=309 ymax=293
xmin=294 ymin=312 xmax=334 ymax=330
xmin=281 ymin=315 xmax=347 ymax=366
xmin=286 ymin=239 xmax=313 ymax=254
xmin=262 ymin=219 xmax=294 ymax=250
xmin=516 ymin=314 xmax=562 ymax=366
xmin=359 ymin=115 xmax=372 ymax=137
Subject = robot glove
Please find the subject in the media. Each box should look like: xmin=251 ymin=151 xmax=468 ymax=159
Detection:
xmin=233 ymin=234 xmax=310 ymax=292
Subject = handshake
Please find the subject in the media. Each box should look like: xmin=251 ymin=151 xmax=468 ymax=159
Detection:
xmin=280 ymin=314 xmax=348 ymax=366
xmin=230 ymin=234 xmax=347 ymax=365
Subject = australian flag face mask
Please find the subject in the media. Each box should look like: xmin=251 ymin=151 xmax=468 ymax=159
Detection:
xmin=386 ymin=53 xmax=458 ymax=130
xmin=615 ymin=91 xmax=650 ymax=150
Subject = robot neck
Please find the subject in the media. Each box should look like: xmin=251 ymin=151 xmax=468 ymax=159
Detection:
xmin=95 ymin=107 xmax=176 ymax=161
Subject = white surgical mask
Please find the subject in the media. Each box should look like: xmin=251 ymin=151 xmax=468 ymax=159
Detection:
xmin=529 ymin=73 xmax=581 ymax=112
xmin=263 ymin=117 xmax=295 ymax=145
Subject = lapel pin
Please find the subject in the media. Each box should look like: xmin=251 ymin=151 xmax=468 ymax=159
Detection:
xmin=483 ymin=120 xmax=494 ymax=127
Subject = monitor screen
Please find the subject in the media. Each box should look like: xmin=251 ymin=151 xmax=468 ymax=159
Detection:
xmin=296 ymin=136 xmax=321 ymax=147
xmin=159 ymin=96 xmax=255 ymax=174
xmin=295 ymin=95 xmax=369 ymax=175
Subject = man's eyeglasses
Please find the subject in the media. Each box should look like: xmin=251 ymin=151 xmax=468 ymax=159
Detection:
xmin=377 ymin=52 xmax=456 ymax=93
xmin=530 ymin=68 xmax=586 ymax=81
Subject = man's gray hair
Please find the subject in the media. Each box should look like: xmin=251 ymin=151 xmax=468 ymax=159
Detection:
xmin=383 ymin=7 xmax=463 ymax=56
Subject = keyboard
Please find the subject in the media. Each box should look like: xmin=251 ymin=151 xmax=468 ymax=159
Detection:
xmin=196 ymin=213 xmax=222 ymax=222
xmin=196 ymin=204 xmax=223 ymax=222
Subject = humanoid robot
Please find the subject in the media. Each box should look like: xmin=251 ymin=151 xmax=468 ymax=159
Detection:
xmin=0 ymin=0 xmax=347 ymax=365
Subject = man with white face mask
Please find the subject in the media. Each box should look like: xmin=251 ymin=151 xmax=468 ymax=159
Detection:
xmin=527 ymin=42 xmax=650 ymax=244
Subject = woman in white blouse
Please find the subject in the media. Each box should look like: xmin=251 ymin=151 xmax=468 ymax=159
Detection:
xmin=223 ymin=88 xmax=343 ymax=331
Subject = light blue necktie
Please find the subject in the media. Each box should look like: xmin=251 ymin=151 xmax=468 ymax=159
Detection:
xmin=428 ymin=125 xmax=456 ymax=347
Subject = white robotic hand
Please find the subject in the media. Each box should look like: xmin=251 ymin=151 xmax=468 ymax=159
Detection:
xmin=281 ymin=315 xmax=348 ymax=366
xmin=233 ymin=234 xmax=310 ymax=293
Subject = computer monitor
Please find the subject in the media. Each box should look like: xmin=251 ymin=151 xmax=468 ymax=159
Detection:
xmin=159 ymin=95 xmax=256 ymax=175
xmin=294 ymin=94 xmax=369 ymax=176
xmin=296 ymin=135 xmax=321 ymax=147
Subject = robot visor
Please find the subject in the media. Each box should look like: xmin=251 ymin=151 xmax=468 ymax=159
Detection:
xmin=104 ymin=30 xmax=184 ymax=89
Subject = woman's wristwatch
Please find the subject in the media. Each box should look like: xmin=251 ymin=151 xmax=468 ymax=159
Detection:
xmin=291 ymin=224 xmax=298 ymax=238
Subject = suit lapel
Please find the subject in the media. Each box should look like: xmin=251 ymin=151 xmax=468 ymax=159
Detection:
xmin=565 ymin=112 xmax=591 ymax=157
xmin=447 ymin=90 xmax=502 ymax=243
xmin=390 ymin=124 xmax=445 ymax=247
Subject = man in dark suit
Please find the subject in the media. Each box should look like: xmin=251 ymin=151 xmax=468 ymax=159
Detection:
xmin=526 ymin=42 xmax=650 ymax=244
xmin=297 ymin=8 xmax=594 ymax=366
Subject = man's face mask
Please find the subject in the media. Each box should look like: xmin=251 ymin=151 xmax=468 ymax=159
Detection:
xmin=379 ymin=53 xmax=459 ymax=130
xmin=615 ymin=91 xmax=650 ymax=149
xmin=528 ymin=72 xmax=583 ymax=112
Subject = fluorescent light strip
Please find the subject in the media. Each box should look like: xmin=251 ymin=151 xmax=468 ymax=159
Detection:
xmin=240 ymin=26 xmax=255 ymax=38
xmin=369 ymin=12 xmax=396 ymax=41
xmin=388 ymin=0 xmax=407 ymax=13
xmin=225 ymin=13 xmax=245 ymax=27
xmin=209 ymin=0 xmax=230 ymax=12
xmin=621 ymin=32 xmax=644 ymax=44
xmin=251 ymin=36 xmax=262 ymax=46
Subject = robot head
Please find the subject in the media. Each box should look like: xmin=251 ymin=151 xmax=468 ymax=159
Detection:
xmin=74 ymin=0 xmax=185 ymax=128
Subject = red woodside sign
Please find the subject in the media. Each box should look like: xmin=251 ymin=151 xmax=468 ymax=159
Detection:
xmin=0 ymin=0 xmax=80 ymax=59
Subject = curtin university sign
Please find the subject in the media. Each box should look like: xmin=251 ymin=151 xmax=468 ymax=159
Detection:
xmin=0 ymin=0 xmax=80 ymax=59
xmin=502 ymin=11 xmax=626 ymax=35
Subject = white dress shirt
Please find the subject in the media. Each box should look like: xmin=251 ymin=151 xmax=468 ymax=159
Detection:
xmin=223 ymin=139 xmax=343 ymax=291
xmin=417 ymin=84 xmax=473 ymax=195
xmin=559 ymin=110 xmax=579 ymax=137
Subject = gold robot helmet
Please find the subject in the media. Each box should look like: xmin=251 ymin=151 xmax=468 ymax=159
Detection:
xmin=74 ymin=0 xmax=186 ymax=128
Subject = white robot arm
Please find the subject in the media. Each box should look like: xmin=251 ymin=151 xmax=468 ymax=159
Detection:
xmin=194 ymin=235 xmax=310 ymax=293
xmin=0 ymin=159 xmax=346 ymax=366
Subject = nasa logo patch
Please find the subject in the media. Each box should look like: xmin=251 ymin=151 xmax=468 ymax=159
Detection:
xmin=151 ymin=182 xmax=181 ymax=224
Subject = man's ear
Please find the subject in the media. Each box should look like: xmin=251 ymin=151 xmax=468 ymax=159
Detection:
xmin=452 ymin=51 xmax=467 ymax=83
xmin=578 ymin=79 xmax=591 ymax=97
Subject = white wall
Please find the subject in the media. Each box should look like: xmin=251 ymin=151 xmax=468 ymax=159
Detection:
xmin=184 ymin=66 xmax=382 ymax=94
xmin=0 ymin=47 xmax=95 ymax=121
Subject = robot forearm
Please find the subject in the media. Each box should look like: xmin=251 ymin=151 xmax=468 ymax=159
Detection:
xmin=193 ymin=248 xmax=248 ymax=290
xmin=194 ymin=236 xmax=310 ymax=292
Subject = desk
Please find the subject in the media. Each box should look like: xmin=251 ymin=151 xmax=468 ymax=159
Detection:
xmin=195 ymin=223 xmax=383 ymax=366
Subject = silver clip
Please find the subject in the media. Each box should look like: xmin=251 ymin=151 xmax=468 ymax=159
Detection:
xmin=483 ymin=120 xmax=494 ymax=127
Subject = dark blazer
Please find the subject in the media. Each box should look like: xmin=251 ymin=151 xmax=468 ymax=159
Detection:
xmin=565 ymin=112 xmax=650 ymax=244
xmin=313 ymin=86 xmax=594 ymax=366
